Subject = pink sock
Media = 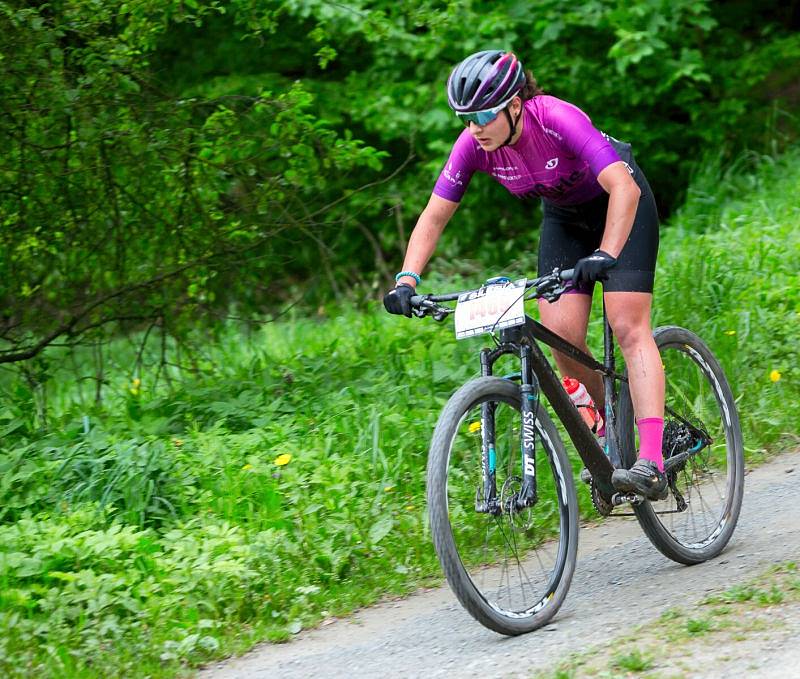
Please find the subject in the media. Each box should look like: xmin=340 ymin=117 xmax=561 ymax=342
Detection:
xmin=637 ymin=417 xmax=664 ymax=472
xmin=596 ymin=423 xmax=606 ymax=437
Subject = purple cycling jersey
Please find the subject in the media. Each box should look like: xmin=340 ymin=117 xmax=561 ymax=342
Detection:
xmin=433 ymin=95 xmax=621 ymax=206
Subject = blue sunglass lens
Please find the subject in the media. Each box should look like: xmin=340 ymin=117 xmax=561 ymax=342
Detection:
xmin=458 ymin=109 xmax=500 ymax=126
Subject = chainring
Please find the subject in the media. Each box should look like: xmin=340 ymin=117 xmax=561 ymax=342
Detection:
xmin=590 ymin=478 xmax=614 ymax=517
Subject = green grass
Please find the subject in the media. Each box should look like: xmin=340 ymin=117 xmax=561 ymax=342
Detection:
xmin=612 ymin=648 xmax=655 ymax=672
xmin=685 ymin=617 xmax=714 ymax=635
xmin=1 ymin=149 xmax=800 ymax=677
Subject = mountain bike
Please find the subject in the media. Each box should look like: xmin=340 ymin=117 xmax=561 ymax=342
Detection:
xmin=410 ymin=269 xmax=744 ymax=636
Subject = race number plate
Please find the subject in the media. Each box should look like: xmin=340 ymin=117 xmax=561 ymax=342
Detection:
xmin=454 ymin=279 xmax=527 ymax=339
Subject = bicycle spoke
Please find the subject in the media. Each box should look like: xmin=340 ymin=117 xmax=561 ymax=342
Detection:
xmin=495 ymin=516 xmax=534 ymax=606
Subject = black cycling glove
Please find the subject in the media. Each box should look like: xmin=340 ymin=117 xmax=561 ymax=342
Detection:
xmin=383 ymin=283 xmax=415 ymax=318
xmin=573 ymin=249 xmax=618 ymax=285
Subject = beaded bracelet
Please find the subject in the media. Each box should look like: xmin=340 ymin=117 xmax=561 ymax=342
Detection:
xmin=395 ymin=271 xmax=421 ymax=286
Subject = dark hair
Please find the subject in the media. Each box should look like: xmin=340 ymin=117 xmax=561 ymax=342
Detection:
xmin=520 ymin=70 xmax=544 ymax=100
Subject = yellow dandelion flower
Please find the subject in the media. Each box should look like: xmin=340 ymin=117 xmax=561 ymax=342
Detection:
xmin=383 ymin=486 xmax=395 ymax=492
xmin=724 ymin=330 xmax=736 ymax=336
xmin=173 ymin=439 xmax=184 ymax=447
xmin=405 ymin=505 xmax=415 ymax=511
xmin=132 ymin=377 xmax=141 ymax=387
xmin=242 ymin=463 xmax=253 ymax=471
xmin=274 ymin=453 xmax=292 ymax=466
xmin=770 ymin=370 xmax=781 ymax=383
xmin=468 ymin=421 xmax=481 ymax=433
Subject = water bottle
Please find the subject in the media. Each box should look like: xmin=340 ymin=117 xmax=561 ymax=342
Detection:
xmin=562 ymin=376 xmax=603 ymax=433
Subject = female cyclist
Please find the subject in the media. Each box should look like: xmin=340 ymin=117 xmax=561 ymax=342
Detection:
xmin=383 ymin=50 xmax=667 ymax=500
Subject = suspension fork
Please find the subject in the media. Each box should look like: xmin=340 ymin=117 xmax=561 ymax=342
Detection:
xmin=517 ymin=343 xmax=539 ymax=508
xmin=477 ymin=344 xmax=521 ymax=514
xmin=477 ymin=348 xmax=498 ymax=513
xmin=476 ymin=343 xmax=539 ymax=511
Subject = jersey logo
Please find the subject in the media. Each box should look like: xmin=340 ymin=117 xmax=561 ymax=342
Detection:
xmin=545 ymin=157 xmax=559 ymax=170
xmin=443 ymin=163 xmax=463 ymax=186
xmin=491 ymin=165 xmax=522 ymax=181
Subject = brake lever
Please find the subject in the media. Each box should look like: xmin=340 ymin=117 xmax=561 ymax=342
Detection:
xmin=541 ymin=281 xmax=574 ymax=302
xmin=526 ymin=278 xmax=574 ymax=302
xmin=410 ymin=296 xmax=451 ymax=322
xmin=411 ymin=306 xmax=428 ymax=318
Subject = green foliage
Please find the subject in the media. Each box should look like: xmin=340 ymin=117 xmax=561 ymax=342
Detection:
xmin=705 ymin=582 xmax=785 ymax=607
xmin=685 ymin=617 xmax=713 ymax=635
xmin=0 ymin=0 xmax=388 ymax=363
xmin=2 ymin=1 xmax=800 ymax=362
xmin=0 ymin=304 xmax=473 ymax=676
xmin=611 ymin=648 xmax=654 ymax=672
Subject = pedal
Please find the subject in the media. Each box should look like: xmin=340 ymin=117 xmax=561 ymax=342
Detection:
xmin=612 ymin=492 xmax=645 ymax=507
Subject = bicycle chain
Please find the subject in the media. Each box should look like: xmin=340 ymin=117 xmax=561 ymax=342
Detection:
xmin=667 ymin=470 xmax=687 ymax=511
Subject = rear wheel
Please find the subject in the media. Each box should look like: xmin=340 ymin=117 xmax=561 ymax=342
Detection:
xmin=427 ymin=376 xmax=579 ymax=635
xmin=619 ymin=326 xmax=744 ymax=564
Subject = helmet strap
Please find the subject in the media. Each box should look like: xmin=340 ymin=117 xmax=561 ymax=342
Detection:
xmin=499 ymin=106 xmax=523 ymax=148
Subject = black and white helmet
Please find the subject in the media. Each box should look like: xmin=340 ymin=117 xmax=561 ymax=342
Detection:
xmin=446 ymin=50 xmax=525 ymax=113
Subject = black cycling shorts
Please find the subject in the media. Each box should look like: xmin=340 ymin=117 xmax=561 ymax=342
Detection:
xmin=537 ymin=147 xmax=659 ymax=294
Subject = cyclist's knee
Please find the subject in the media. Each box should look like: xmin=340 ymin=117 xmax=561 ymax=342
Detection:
xmin=613 ymin=320 xmax=652 ymax=351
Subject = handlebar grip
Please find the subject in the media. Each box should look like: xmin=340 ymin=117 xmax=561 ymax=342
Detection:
xmin=560 ymin=268 xmax=575 ymax=282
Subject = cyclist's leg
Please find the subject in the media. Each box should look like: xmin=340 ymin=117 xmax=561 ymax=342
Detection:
xmin=601 ymin=154 xmax=661 ymax=429
xmin=606 ymin=302 xmax=668 ymax=498
xmin=600 ymin=157 xmax=668 ymax=497
xmin=603 ymin=292 xmax=664 ymax=421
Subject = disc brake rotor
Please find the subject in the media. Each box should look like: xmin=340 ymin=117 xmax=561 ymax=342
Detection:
xmin=500 ymin=475 xmax=534 ymax=532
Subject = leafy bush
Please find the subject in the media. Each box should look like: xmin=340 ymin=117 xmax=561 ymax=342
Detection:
xmin=2 ymin=1 xmax=800 ymax=362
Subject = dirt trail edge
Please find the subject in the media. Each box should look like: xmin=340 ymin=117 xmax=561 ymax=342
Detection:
xmin=199 ymin=451 xmax=799 ymax=679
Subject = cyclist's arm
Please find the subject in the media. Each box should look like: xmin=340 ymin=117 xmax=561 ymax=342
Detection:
xmin=396 ymin=193 xmax=460 ymax=288
xmin=596 ymin=161 xmax=641 ymax=258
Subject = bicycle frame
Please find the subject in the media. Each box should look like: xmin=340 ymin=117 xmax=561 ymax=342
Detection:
xmin=480 ymin=303 xmax=626 ymax=504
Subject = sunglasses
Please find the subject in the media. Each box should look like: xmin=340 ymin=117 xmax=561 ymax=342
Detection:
xmin=455 ymin=91 xmax=520 ymax=127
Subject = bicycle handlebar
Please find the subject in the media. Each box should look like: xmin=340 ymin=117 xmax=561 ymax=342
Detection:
xmin=410 ymin=268 xmax=575 ymax=321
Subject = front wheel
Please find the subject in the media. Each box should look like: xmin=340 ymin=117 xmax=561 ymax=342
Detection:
xmin=427 ymin=376 xmax=579 ymax=635
xmin=618 ymin=326 xmax=745 ymax=564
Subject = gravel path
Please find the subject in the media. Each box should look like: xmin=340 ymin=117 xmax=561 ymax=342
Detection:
xmin=199 ymin=450 xmax=799 ymax=679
